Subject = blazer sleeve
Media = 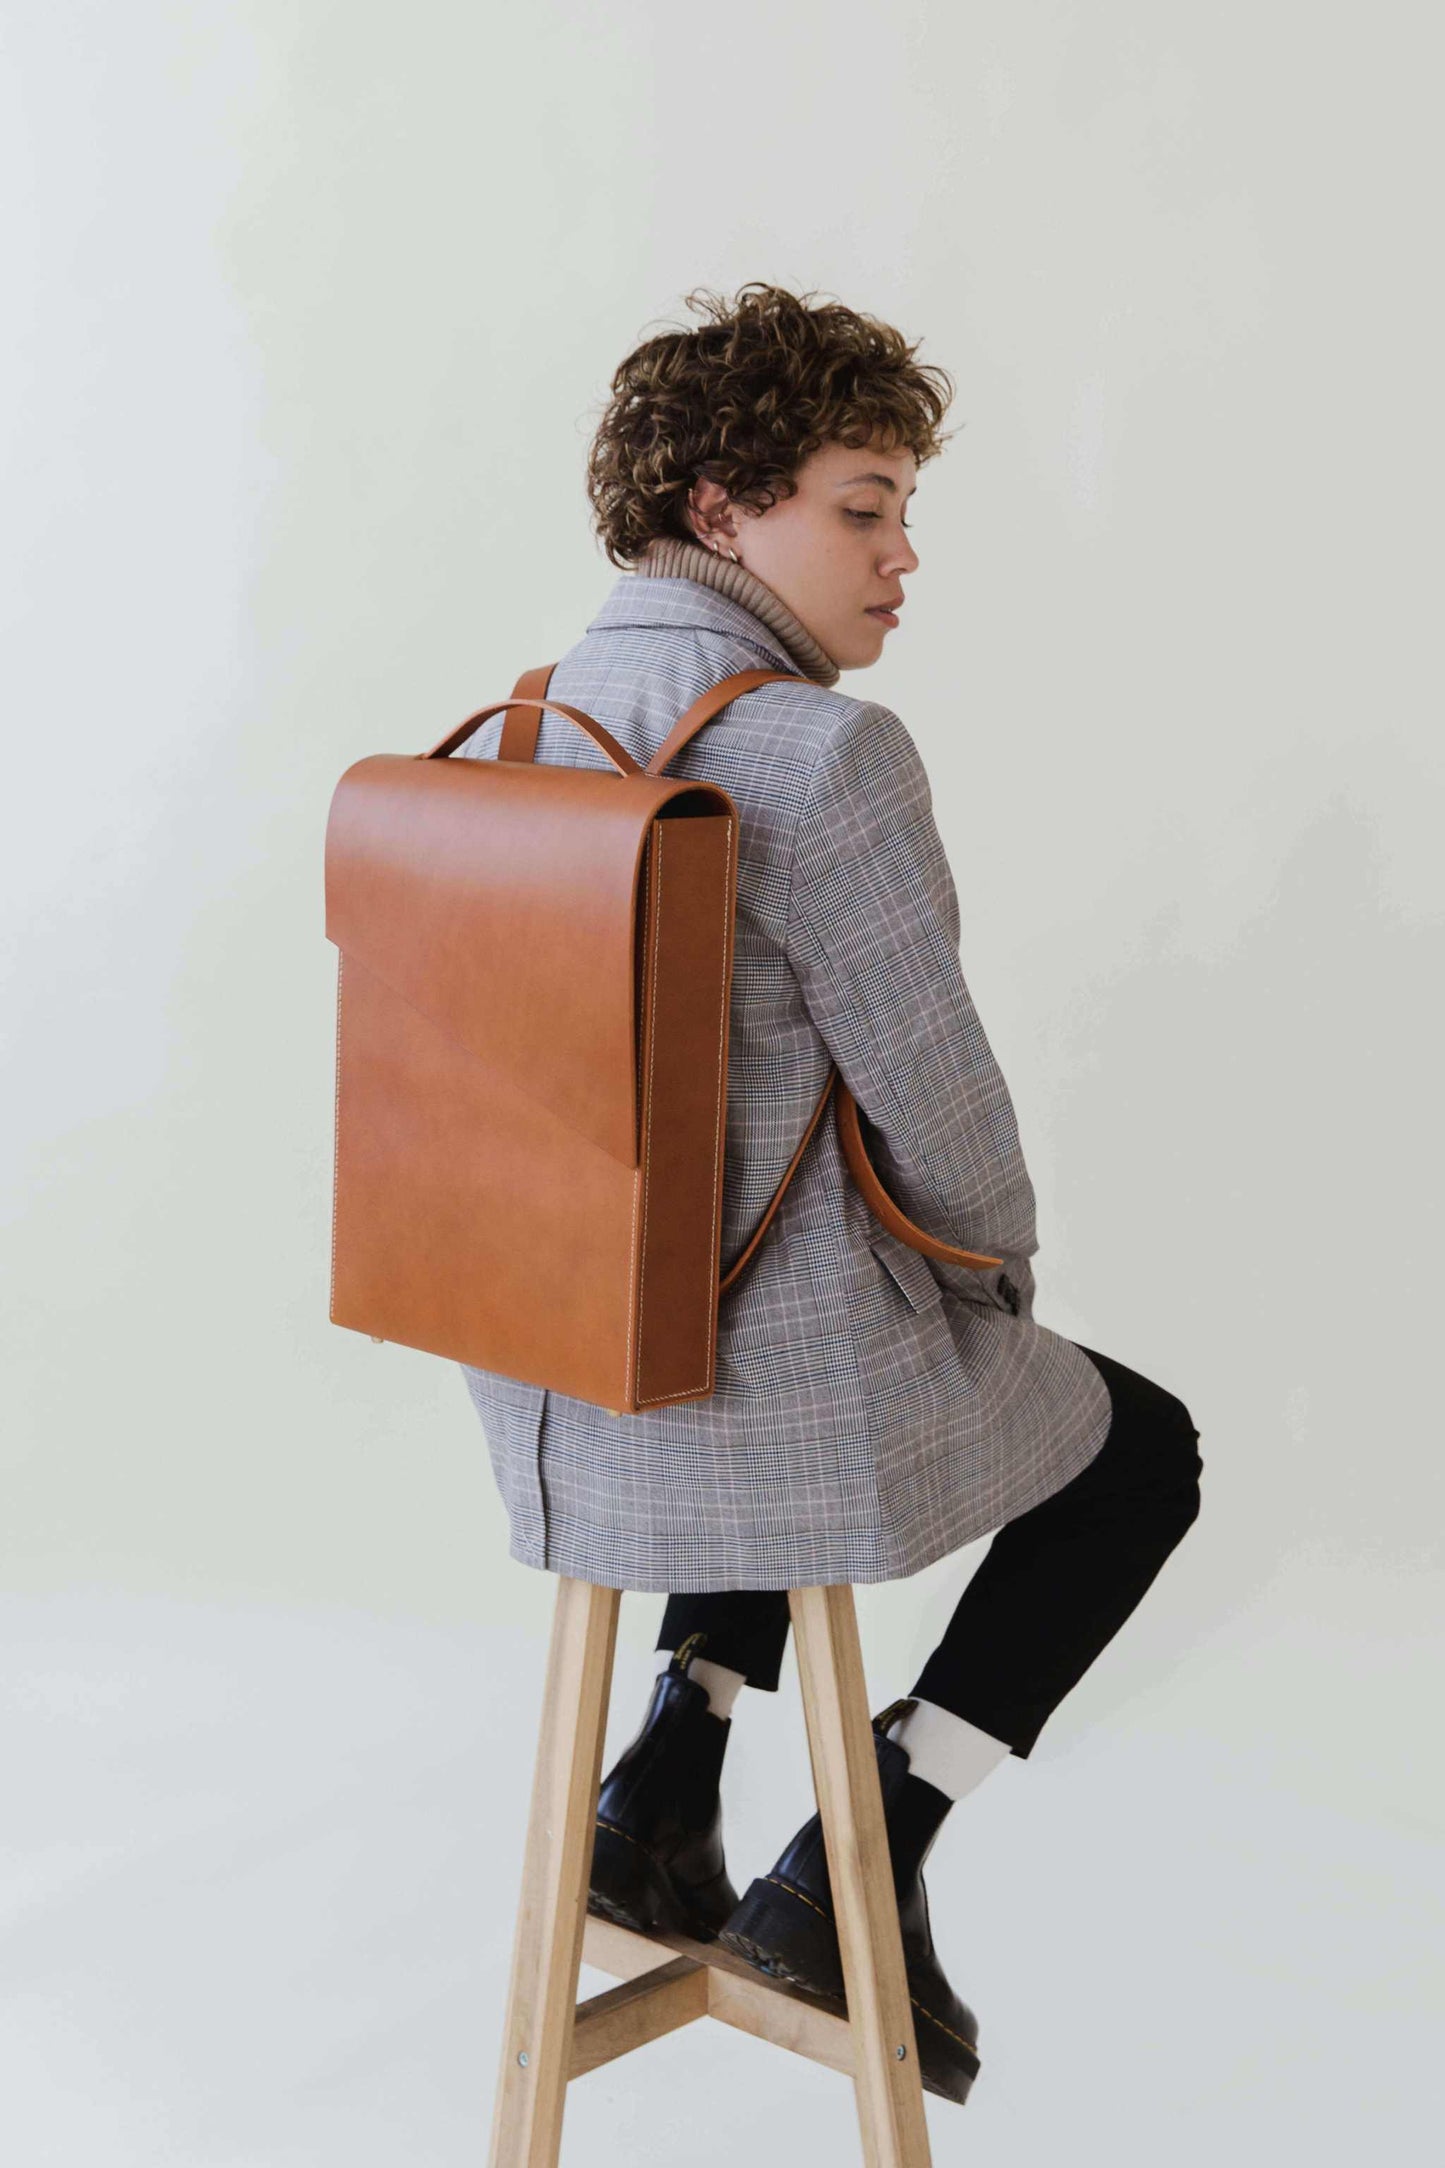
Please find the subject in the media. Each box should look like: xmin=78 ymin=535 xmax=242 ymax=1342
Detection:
xmin=783 ymin=700 xmax=1042 ymax=1320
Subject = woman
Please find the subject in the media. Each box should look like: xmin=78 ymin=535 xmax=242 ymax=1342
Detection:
xmin=459 ymin=284 xmax=1203 ymax=2105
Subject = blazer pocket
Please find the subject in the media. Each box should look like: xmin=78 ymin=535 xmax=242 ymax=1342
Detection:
xmin=867 ymin=1230 xmax=944 ymax=1315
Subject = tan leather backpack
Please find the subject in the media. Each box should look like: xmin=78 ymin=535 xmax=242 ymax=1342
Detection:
xmin=325 ymin=663 xmax=1002 ymax=1414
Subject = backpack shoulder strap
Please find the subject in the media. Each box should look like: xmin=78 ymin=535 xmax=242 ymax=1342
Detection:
xmin=495 ymin=661 xmax=557 ymax=762
xmin=720 ymin=1069 xmax=838 ymax=1297
xmin=646 ymin=669 xmax=806 ymax=776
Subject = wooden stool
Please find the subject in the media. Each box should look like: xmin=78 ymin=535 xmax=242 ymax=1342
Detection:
xmin=488 ymin=1574 xmax=938 ymax=2166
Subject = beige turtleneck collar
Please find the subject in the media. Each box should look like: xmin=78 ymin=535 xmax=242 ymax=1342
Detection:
xmin=632 ymin=536 xmax=841 ymax=688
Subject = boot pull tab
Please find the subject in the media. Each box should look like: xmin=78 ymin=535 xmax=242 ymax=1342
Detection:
xmin=670 ymin=1630 xmax=709 ymax=1677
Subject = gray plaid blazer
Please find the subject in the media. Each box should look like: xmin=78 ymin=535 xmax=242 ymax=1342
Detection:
xmin=458 ymin=571 xmax=1113 ymax=1592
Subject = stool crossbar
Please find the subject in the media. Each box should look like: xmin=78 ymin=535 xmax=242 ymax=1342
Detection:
xmin=488 ymin=1574 xmax=936 ymax=2166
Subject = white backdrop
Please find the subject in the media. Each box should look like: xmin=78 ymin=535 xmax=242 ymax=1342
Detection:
xmin=3 ymin=4 xmax=1440 ymax=2163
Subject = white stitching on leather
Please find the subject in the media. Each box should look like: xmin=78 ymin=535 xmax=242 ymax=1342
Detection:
xmin=329 ymin=952 xmax=344 ymax=1319
xmin=636 ymin=816 xmax=730 ymax=1407
xmin=631 ymin=826 xmax=665 ymax=1402
xmin=623 ymin=1110 xmax=643 ymax=1409
xmin=701 ymin=817 xmax=732 ymax=1386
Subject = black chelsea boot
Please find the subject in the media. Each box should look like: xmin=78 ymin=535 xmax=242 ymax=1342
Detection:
xmin=586 ymin=1630 xmax=741 ymax=1943
xmin=716 ymin=1697 xmax=982 ymax=2106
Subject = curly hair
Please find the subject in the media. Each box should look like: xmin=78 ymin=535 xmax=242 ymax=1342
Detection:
xmin=585 ymin=282 xmax=957 ymax=567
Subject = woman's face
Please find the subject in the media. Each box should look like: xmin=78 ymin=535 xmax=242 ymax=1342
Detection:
xmin=687 ymin=438 xmax=920 ymax=670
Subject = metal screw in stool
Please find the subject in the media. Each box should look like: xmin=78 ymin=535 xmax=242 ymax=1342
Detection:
xmin=487 ymin=1574 xmax=943 ymax=2165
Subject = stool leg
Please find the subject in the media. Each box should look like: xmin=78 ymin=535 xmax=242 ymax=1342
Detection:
xmin=790 ymin=1584 xmax=932 ymax=2168
xmin=489 ymin=1575 xmax=621 ymax=2168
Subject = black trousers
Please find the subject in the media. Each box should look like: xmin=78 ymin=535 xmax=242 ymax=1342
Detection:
xmin=657 ymin=1343 xmax=1203 ymax=1759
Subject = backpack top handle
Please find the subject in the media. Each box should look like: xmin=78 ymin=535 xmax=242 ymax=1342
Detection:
xmin=423 ymin=664 xmax=804 ymax=775
xmin=421 ymin=695 xmax=643 ymax=776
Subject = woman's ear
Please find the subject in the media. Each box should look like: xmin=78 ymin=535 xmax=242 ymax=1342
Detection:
xmin=686 ymin=477 xmax=739 ymax=551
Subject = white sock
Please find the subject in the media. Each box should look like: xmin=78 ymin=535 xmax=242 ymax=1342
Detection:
xmin=654 ymin=1645 xmax=746 ymax=1720
xmin=884 ymin=1698 xmax=1012 ymax=1801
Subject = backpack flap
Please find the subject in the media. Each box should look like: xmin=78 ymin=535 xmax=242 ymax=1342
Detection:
xmin=326 ymin=751 xmax=657 ymax=1166
xmin=324 ymin=748 xmax=739 ymax=1411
